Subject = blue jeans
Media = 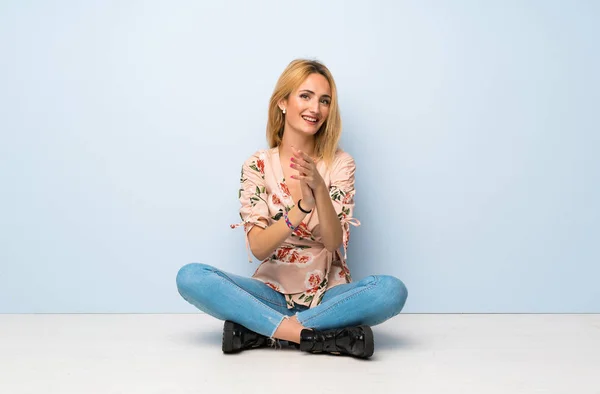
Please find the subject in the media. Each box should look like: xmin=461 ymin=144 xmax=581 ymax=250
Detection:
xmin=176 ymin=263 xmax=408 ymax=338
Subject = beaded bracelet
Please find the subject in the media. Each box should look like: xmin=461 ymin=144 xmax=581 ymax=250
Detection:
xmin=283 ymin=212 xmax=296 ymax=231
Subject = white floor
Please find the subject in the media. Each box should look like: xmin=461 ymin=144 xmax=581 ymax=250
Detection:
xmin=1 ymin=314 xmax=599 ymax=394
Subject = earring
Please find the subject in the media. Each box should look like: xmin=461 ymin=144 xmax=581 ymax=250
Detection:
xmin=282 ymin=108 xmax=286 ymax=115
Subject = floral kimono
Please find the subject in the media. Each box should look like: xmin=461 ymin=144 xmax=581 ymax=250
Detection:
xmin=231 ymin=146 xmax=360 ymax=309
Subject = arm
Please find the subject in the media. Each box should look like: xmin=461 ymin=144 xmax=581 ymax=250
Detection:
xmin=290 ymin=148 xmax=351 ymax=253
xmin=313 ymin=182 xmax=343 ymax=252
xmin=237 ymin=152 xmax=313 ymax=261
xmin=247 ymin=206 xmax=308 ymax=261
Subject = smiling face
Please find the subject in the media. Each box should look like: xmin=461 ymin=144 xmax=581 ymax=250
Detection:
xmin=280 ymin=73 xmax=332 ymax=137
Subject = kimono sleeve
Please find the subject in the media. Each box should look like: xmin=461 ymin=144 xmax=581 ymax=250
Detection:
xmin=237 ymin=152 xmax=270 ymax=234
xmin=329 ymin=152 xmax=361 ymax=258
xmin=329 ymin=152 xmax=357 ymax=222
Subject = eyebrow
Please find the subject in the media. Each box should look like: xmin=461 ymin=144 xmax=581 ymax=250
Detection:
xmin=299 ymin=89 xmax=331 ymax=99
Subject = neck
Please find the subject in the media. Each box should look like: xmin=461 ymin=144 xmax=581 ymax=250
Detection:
xmin=279 ymin=130 xmax=315 ymax=158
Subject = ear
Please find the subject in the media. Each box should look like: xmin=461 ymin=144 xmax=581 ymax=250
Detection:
xmin=277 ymin=98 xmax=288 ymax=112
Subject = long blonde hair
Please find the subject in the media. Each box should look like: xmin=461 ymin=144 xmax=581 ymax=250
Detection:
xmin=267 ymin=59 xmax=342 ymax=167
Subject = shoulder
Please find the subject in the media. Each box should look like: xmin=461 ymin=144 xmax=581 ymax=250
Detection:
xmin=331 ymin=149 xmax=356 ymax=172
xmin=241 ymin=148 xmax=278 ymax=180
xmin=242 ymin=148 xmax=272 ymax=168
xmin=327 ymin=149 xmax=356 ymax=184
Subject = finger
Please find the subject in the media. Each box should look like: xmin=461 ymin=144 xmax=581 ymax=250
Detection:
xmin=292 ymin=149 xmax=314 ymax=164
xmin=291 ymin=152 xmax=314 ymax=166
xmin=290 ymin=160 xmax=311 ymax=172
xmin=290 ymin=174 xmax=309 ymax=181
xmin=289 ymin=161 xmax=308 ymax=174
xmin=291 ymin=175 xmax=315 ymax=186
xmin=291 ymin=159 xmax=311 ymax=173
xmin=297 ymin=150 xmax=314 ymax=164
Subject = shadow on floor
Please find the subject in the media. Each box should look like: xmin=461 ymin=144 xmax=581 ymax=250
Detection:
xmin=372 ymin=328 xmax=417 ymax=350
xmin=182 ymin=325 xmax=417 ymax=351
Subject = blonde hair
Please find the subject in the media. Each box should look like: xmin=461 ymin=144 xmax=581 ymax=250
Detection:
xmin=267 ymin=59 xmax=342 ymax=167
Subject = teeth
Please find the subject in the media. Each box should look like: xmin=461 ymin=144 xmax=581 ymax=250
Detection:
xmin=302 ymin=116 xmax=317 ymax=122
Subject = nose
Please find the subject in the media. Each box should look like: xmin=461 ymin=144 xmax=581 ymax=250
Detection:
xmin=309 ymin=98 xmax=320 ymax=115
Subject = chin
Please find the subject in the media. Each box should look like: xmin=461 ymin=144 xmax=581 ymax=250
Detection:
xmin=290 ymin=122 xmax=321 ymax=136
xmin=305 ymin=124 xmax=323 ymax=135
xmin=295 ymin=126 xmax=318 ymax=136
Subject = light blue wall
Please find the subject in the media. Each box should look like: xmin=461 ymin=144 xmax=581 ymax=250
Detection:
xmin=1 ymin=1 xmax=598 ymax=313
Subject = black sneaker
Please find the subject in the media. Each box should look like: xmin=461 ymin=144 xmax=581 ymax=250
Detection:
xmin=222 ymin=320 xmax=270 ymax=353
xmin=299 ymin=325 xmax=374 ymax=358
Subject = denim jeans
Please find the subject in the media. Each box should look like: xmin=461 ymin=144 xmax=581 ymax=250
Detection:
xmin=176 ymin=263 xmax=408 ymax=338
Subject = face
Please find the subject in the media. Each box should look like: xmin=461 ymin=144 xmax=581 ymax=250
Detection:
xmin=280 ymin=73 xmax=332 ymax=137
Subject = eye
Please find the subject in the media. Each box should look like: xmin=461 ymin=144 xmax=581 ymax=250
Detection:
xmin=300 ymin=93 xmax=310 ymax=100
xmin=321 ymin=98 xmax=331 ymax=105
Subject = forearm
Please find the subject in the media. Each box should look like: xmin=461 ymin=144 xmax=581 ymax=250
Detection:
xmin=247 ymin=206 xmax=307 ymax=261
xmin=313 ymin=183 xmax=343 ymax=252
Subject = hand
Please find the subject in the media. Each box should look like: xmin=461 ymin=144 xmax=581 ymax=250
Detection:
xmin=289 ymin=147 xmax=324 ymax=209
xmin=298 ymin=177 xmax=315 ymax=211
xmin=289 ymin=147 xmax=325 ymax=191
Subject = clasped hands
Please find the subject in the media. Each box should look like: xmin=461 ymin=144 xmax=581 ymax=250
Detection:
xmin=289 ymin=146 xmax=324 ymax=211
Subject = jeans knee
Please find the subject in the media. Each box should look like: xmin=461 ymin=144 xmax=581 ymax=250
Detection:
xmin=175 ymin=263 xmax=214 ymax=294
xmin=378 ymin=275 xmax=408 ymax=315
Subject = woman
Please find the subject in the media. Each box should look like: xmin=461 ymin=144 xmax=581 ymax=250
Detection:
xmin=176 ymin=59 xmax=408 ymax=359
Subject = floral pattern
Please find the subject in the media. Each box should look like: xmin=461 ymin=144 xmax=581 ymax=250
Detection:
xmin=338 ymin=258 xmax=351 ymax=281
xmin=264 ymin=281 xmax=282 ymax=292
xmin=280 ymin=182 xmax=291 ymax=197
xmin=242 ymin=158 xmax=268 ymax=209
xmin=272 ymin=245 xmax=312 ymax=264
xmin=249 ymin=159 xmax=265 ymax=177
xmin=299 ymin=270 xmax=328 ymax=304
xmin=271 ymin=209 xmax=284 ymax=221
xmin=232 ymin=148 xmax=359 ymax=309
xmin=331 ymin=187 xmax=352 ymax=221
xmin=292 ymin=222 xmax=315 ymax=241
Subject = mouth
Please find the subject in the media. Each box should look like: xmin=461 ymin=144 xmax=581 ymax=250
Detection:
xmin=301 ymin=115 xmax=319 ymax=126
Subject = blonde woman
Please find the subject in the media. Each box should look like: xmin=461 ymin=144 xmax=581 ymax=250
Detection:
xmin=176 ymin=59 xmax=408 ymax=358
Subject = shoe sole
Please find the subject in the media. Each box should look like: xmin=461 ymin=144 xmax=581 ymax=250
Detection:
xmin=222 ymin=320 xmax=236 ymax=354
xmin=359 ymin=325 xmax=374 ymax=358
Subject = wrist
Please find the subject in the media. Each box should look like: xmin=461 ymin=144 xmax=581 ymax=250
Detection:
xmin=298 ymin=199 xmax=314 ymax=213
xmin=313 ymin=179 xmax=327 ymax=194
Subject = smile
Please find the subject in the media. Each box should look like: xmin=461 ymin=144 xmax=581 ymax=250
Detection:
xmin=302 ymin=115 xmax=318 ymax=124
